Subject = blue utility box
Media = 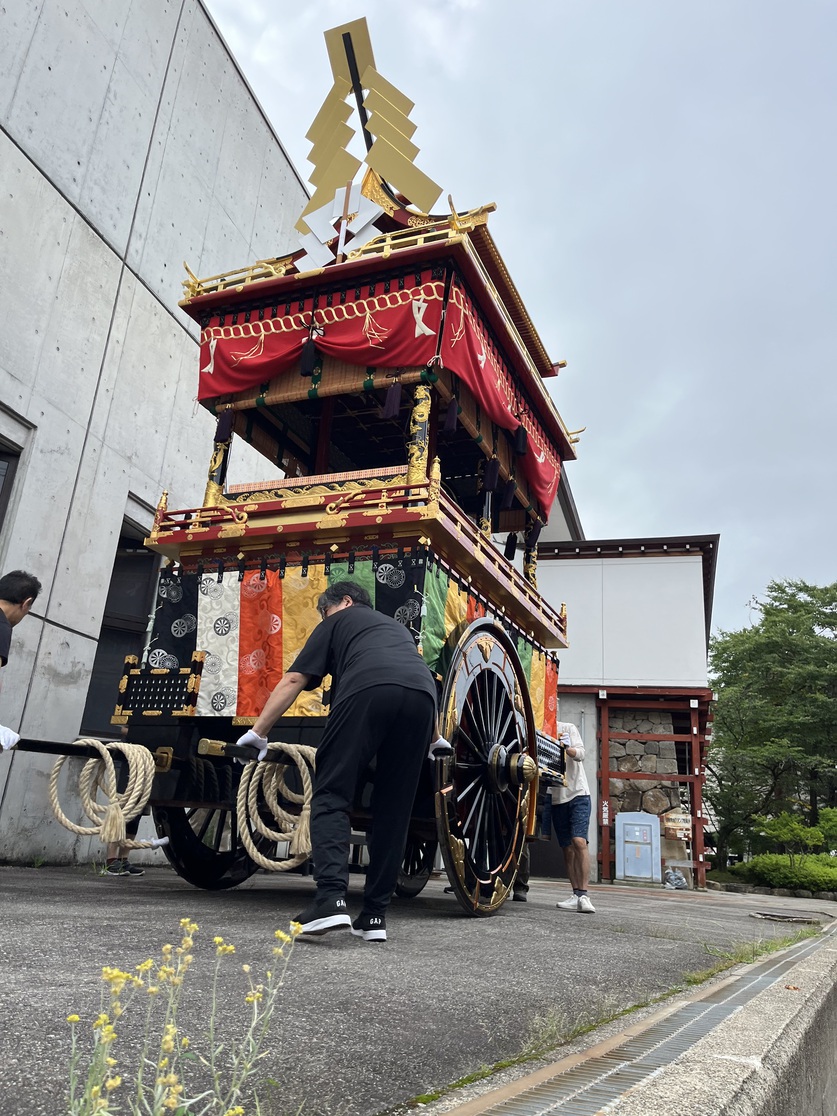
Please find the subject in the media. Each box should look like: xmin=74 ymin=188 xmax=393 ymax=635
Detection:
xmin=615 ymin=812 xmax=662 ymax=883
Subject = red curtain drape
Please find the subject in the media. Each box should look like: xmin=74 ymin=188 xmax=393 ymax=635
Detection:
xmin=197 ymin=273 xmax=444 ymax=400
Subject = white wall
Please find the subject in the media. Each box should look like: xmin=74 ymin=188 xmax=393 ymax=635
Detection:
xmin=0 ymin=0 xmax=308 ymax=860
xmin=539 ymin=554 xmax=709 ymax=688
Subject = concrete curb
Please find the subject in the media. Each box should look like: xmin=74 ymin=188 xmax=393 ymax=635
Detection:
xmin=607 ymin=927 xmax=837 ymax=1115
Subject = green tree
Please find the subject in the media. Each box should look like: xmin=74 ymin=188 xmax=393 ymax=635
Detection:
xmin=706 ymin=579 xmax=837 ymax=866
xmin=752 ymin=811 xmax=823 ymax=868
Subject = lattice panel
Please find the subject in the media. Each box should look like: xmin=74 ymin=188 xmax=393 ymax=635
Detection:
xmin=111 ymin=654 xmax=203 ymax=723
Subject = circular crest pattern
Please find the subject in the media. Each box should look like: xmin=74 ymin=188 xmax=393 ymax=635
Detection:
xmin=203 ymin=652 xmax=223 ymax=676
xmin=394 ymin=598 xmax=421 ymax=625
xmin=210 ymin=687 xmax=236 ymax=712
xmin=242 ymin=575 xmax=268 ymax=600
xmin=199 ymin=577 xmax=224 ymax=601
xmin=171 ymin=614 xmax=197 ymax=638
xmin=148 ymin=648 xmax=169 ymax=667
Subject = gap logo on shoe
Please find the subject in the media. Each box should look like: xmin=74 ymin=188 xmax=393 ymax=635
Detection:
xmin=294 ymin=896 xmax=351 ymax=936
xmin=351 ymin=912 xmax=387 ymax=942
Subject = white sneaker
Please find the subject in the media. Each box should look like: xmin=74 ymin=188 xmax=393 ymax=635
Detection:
xmin=556 ymin=895 xmax=580 ymax=911
xmin=578 ymin=894 xmax=596 ymax=913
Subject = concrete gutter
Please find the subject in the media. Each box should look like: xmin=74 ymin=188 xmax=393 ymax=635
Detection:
xmin=607 ymin=925 xmax=837 ymax=1116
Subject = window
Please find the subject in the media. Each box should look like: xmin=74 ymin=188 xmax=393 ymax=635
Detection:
xmin=0 ymin=449 xmax=19 ymax=532
xmin=79 ymin=525 xmax=159 ymax=738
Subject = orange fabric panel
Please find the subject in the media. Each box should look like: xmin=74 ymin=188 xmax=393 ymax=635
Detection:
xmin=237 ymin=570 xmax=283 ymax=718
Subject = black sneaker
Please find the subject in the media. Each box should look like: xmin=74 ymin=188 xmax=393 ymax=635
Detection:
xmin=121 ymin=861 xmax=145 ymax=876
xmin=105 ymin=860 xmax=130 ymax=876
xmin=293 ymin=896 xmax=351 ymax=936
xmin=350 ymin=912 xmax=387 ymax=942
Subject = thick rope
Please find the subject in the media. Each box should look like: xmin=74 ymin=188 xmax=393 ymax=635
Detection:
xmin=49 ymin=739 xmax=165 ymax=849
xmin=235 ymin=742 xmax=317 ymax=871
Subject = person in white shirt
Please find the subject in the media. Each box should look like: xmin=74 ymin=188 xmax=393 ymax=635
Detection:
xmin=552 ymin=721 xmax=595 ymax=913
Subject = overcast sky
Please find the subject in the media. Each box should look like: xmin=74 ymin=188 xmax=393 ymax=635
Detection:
xmin=203 ymin=0 xmax=835 ymax=636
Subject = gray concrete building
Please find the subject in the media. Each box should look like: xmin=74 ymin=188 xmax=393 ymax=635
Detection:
xmin=0 ymin=0 xmax=307 ymax=860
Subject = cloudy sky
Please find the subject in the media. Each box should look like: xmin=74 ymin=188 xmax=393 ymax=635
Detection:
xmin=203 ymin=0 xmax=835 ymax=636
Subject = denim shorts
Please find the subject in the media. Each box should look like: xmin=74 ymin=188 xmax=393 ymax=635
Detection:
xmin=551 ymin=794 xmax=591 ymax=847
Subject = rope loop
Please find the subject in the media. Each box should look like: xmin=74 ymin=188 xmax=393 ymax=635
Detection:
xmin=235 ymin=742 xmax=317 ymax=871
xmin=48 ymin=739 xmax=159 ymax=848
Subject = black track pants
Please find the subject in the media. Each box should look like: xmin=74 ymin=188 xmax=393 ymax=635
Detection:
xmin=310 ymin=685 xmax=435 ymax=914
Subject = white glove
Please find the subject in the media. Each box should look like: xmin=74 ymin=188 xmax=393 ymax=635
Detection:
xmin=0 ymin=726 xmax=20 ymax=751
xmin=428 ymin=735 xmax=453 ymax=760
xmin=236 ymin=729 xmax=269 ymax=761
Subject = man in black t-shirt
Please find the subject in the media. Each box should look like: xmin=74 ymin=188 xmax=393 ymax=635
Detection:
xmin=0 ymin=570 xmax=42 ymax=752
xmin=236 ymin=580 xmax=437 ymax=941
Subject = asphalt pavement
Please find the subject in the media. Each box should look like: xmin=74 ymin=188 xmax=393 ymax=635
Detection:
xmin=0 ymin=865 xmax=834 ymax=1116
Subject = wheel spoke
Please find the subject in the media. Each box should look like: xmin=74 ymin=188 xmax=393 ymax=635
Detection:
xmin=211 ymin=810 xmax=227 ymax=853
xmin=194 ymin=809 xmax=215 ymax=843
xmin=456 ymin=773 xmax=483 ymax=805
xmin=469 ymin=678 xmax=491 ymax=745
xmin=463 ymin=786 xmax=486 ymax=840
xmin=488 ymin=670 xmax=503 ymax=742
xmin=456 ymin=722 xmax=488 ymax=761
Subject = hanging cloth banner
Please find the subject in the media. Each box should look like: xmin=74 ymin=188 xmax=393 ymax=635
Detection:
xmin=439 ymin=277 xmax=561 ymax=517
xmin=197 ymin=273 xmax=445 ymax=400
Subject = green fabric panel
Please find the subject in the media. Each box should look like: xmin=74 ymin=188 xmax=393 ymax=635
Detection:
xmin=516 ymin=634 xmax=534 ymax=686
xmin=420 ymin=564 xmax=450 ymax=675
xmin=328 ymin=559 xmax=376 ymax=601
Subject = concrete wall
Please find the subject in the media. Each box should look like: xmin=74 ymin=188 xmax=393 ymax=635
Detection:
xmin=540 ymin=554 xmax=708 ymax=687
xmin=0 ymin=0 xmax=308 ymax=860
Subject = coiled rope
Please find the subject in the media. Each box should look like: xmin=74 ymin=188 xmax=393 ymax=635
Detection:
xmin=235 ymin=742 xmax=317 ymax=871
xmin=49 ymin=739 xmax=166 ymax=848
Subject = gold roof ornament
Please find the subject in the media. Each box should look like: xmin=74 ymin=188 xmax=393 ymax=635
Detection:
xmin=294 ymin=18 xmax=443 ymax=267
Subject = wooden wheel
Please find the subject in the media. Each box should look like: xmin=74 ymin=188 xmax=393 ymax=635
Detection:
xmin=435 ymin=619 xmax=537 ymax=915
xmin=152 ymin=800 xmax=266 ymax=890
xmin=394 ymin=837 xmax=438 ymax=898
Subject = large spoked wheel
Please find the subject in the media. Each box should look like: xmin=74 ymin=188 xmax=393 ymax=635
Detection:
xmin=395 ymin=838 xmax=438 ymax=898
xmin=151 ymin=741 xmax=278 ymax=889
xmin=435 ymin=619 xmax=538 ymax=915
xmin=153 ymin=800 xmax=269 ymax=890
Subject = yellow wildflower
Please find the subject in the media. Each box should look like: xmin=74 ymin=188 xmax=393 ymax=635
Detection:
xmin=105 ymin=1076 xmax=122 ymax=1092
xmin=100 ymin=1024 xmax=117 ymax=1045
xmin=245 ymin=991 xmax=263 ymax=1004
xmin=158 ymin=1057 xmax=169 ymax=1069
xmin=216 ymin=942 xmax=235 ymax=956
xmin=92 ymin=1013 xmax=109 ymax=1030
xmin=161 ymin=943 xmax=173 ymax=957
xmin=180 ymin=1036 xmax=190 ymax=1049
xmin=290 ymin=921 xmax=302 ymax=937
xmin=106 ymin=1057 xmax=117 ymax=1068
xmin=147 ymin=986 xmax=159 ymax=996
xmin=136 ymin=958 xmax=154 ymax=973
xmin=213 ymin=936 xmax=224 ymax=945
xmin=223 ymin=1108 xmax=245 ymax=1116
xmin=66 ymin=1014 xmax=80 ymax=1024
xmin=242 ymin=964 xmax=251 ymax=973
xmin=275 ymin=928 xmax=292 ymax=944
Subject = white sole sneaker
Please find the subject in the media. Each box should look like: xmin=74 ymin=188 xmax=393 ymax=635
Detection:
xmin=578 ymin=895 xmax=596 ymax=913
xmin=350 ymin=926 xmax=387 ymax=942
xmin=556 ymin=896 xmax=580 ymax=911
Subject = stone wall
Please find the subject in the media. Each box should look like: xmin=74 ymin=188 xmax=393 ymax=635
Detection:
xmin=608 ymin=709 xmax=683 ymax=816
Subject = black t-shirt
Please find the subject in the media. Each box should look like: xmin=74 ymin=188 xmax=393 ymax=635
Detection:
xmin=289 ymin=604 xmax=437 ymax=710
xmin=0 ymin=611 xmax=11 ymax=668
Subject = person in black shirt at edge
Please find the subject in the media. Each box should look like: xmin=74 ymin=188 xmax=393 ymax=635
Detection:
xmin=0 ymin=570 xmax=42 ymax=753
xmin=236 ymin=581 xmax=438 ymax=942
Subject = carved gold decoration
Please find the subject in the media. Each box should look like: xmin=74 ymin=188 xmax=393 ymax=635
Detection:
xmin=450 ymin=836 xmax=467 ymax=885
xmin=427 ymin=457 xmax=441 ymax=505
xmin=406 ymin=384 xmax=432 ymax=485
xmin=491 ymin=877 xmax=510 ymax=907
xmin=476 ymin=636 xmax=493 ymax=663
xmin=360 ymin=167 xmax=398 ymax=216
xmin=217 ymin=523 xmax=246 ymax=538
xmin=478 ymin=515 xmax=491 ymax=537
xmin=523 ymin=547 xmax=538 ymax=589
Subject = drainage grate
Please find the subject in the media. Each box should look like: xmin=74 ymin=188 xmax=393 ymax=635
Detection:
xmin=475 ymin=928 xmax=832 ymax=1116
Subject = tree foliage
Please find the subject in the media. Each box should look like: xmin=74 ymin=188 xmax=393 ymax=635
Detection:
xmin=706 ymin=579 xmax=837 ymax=865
